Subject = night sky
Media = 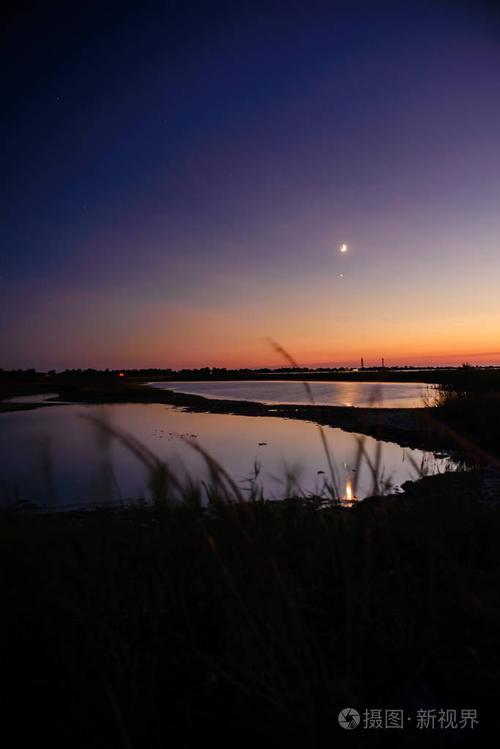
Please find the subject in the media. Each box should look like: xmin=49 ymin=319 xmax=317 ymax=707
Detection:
xmin=2 ymin=1 xmax=500 ymax=369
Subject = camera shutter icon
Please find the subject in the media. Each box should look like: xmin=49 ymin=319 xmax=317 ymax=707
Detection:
xmin=338 ymin=708 xmax=361 ymax=729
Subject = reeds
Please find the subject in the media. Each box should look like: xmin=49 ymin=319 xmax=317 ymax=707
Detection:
xmin=0 ymin=467 xmax=497 ymax=748
xmin=0 ymin=353 xmax=496 ymax=748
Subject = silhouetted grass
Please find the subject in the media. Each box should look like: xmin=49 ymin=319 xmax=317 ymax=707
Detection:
xmin=1 ymin=468 xmax=498 ymax=748
xmin=0 ymin=407 xmax=494 ymax=749
xmin=1 ymin=361 xmax=498 ymax=747
xmin=428 ymin=366 xmax=500 ymax=460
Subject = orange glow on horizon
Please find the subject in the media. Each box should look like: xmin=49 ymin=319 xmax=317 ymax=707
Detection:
xmin=14 ymin=252 xmax=500 ymax=371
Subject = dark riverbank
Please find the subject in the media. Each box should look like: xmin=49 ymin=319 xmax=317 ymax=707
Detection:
xmin=1 ymin=470 xmax=498 ymax=748
xmin=0 ymin=381 xmax=455 ymax=456
xmin=147 ymin=369 xmax=454 ymax=383
xmin=0 ymin=401 xmax=56 ymax=413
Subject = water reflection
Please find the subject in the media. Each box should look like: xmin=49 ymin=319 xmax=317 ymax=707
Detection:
xmin=344 ymin=478 xmax=355 ymax=504
xmin=0 ymin=403 xmax=453 ymax=510
xmin=150 ymin=380 xmax=429 ymax=408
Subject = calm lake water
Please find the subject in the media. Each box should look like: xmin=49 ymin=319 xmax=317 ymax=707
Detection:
xmin=149 ymin=380 xmax=430 ymax=408
xmin=0 ymin=402 xmax=451 ymax=510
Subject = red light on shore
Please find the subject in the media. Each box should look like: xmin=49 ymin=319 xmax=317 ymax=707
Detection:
xmin=118 ymin=372 xmax=125 ymax=377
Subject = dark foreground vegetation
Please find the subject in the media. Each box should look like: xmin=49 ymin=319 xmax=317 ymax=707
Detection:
xmin=430 ymin=366 xmax=500 ymax=461
xmin=2 ymin=365 xmax=500 ymax=746
xmin=1 ymin=471 xmax=499 ymax=748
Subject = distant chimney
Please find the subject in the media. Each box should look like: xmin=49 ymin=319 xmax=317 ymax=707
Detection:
xmin=361 ymin=357 xmax=364 ymax=370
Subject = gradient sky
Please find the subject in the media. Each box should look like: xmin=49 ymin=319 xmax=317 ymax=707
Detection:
xmin=2 ymin=0 xmax=500 ymax=369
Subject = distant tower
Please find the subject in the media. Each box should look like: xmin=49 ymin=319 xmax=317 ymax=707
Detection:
xmin=361 ymin=357 xmax=364 ymax=370
xmin=382 ymin=357 xmax=385 ymax=369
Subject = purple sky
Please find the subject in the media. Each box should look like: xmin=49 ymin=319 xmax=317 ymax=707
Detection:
xmin=2 ymin=1 xmax=500 ymax=369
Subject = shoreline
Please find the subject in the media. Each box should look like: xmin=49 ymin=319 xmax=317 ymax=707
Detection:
xmin=1 ymin=385 xmax=460 ymax=457
xmin=2 ymin=465 xmax=498 ymax=745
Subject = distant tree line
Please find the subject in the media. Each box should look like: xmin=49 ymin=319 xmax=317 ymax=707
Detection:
xmin=1 ymin=362 xmax=499 ymax=379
